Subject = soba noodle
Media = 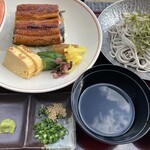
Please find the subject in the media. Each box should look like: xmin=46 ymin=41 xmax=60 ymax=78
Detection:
xmin=109 ymin=12 xmax=150 ymax=72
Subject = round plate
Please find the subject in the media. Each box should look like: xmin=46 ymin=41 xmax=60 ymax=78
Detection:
xmin=98 ymin=0 xmax=150 ymax=81
xmin=0 ymin=0 xmax=102 ymax=93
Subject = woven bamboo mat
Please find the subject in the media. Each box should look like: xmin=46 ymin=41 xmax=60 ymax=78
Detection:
xmin=84 ymin=0 xmax=117 ymax=12
xmin=85 ymin=2 xmax=112 ymax=12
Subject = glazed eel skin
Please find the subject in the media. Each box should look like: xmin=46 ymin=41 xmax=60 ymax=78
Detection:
xmin=13 ymin=4 xmax=64 ymax=46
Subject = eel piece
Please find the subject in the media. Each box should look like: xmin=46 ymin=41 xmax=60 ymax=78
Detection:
xmin=16 ymin=4 xmax=59 ymax=12
xmin=16 ymin=4 xmax=59 ymax=20
xmin=15 ymin=11 xmax=59 ymax=20
xmin=13 ymin=34 xmax=62 ymax=46
xmin=13 ymin=4 xmax=65 ymax=46
xmin=14 ymin=19 xmax=59 ymax=29
xmin=14 ymin=28 xmax=60 ymax=36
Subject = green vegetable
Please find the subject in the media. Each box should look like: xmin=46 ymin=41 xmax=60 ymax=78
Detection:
xmin=33 ymin=104 xmax=68 ymax=145
xmin=37 ymin=51 xmax=66 ymax=70
xmin=33 ymin=118 xmax=68 ymax=145
xmin=0 ymin=118 xmax=16 ymax=134
xmin=37 ymin=104 xmax=47 ymax=118
xmin=124 ymin=12 xmax=150 ymax=54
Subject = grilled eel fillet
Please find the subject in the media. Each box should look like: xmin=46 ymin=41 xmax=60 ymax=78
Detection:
xmin=16 ymin=4 xmax=59 ymax=20
xmin=13 ymin=4 xmax=64 ymax=46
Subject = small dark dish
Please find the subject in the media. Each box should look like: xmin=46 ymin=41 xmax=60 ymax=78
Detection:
xmin=0 ymin=93 xmax=76 ymax=149
xmin=71 ymin=64 xmax=150 ymax=144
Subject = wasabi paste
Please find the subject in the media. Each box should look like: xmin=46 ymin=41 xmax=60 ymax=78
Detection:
xmin=0 ymin=118 xmax=16 ymax=134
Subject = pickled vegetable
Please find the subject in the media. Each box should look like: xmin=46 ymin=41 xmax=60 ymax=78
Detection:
xmin=37 ymin=51 xmax=66 ymax=70
xmin=64 ymin=45 xmax=86 ymax=72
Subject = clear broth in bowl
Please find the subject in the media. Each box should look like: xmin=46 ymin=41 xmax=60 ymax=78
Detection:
xmin=79 ymin=83 xmax=135 ymax=137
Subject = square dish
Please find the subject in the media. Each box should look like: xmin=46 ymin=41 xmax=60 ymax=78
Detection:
xmin=0 ymin=94 xmax=29 ymax=149
xmin=26 ymin=93 xmax=76 ymax=149
xmin=0 ymin=92 xmax=76 ymax=150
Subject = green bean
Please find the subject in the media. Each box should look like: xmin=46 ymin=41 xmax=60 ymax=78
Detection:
xmin=37 ymin=51 xmax=66 ymax=70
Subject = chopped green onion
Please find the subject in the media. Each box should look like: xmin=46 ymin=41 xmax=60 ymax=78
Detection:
xmin=124 ymin=12 xmax=150 ymax=54
xmin=33 ymin=105 xmax=68 ymax=145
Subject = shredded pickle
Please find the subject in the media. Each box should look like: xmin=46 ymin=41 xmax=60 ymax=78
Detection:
xmin=64 ymin=45 xmax=86 ymax=72
xmin=124 ymin=12 xmax=150 ymax=54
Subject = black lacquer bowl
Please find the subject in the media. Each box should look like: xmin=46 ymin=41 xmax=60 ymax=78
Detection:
xmin=71 ymin=64 xmax=150 ymax=144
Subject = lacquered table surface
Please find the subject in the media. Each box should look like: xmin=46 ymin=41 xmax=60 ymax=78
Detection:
xmin=0 ymin=1 xmax=150 ymax=149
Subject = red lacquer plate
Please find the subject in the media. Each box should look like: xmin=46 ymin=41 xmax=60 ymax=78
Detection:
xmin=0 ymin=0 xmax=5 ymax=31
